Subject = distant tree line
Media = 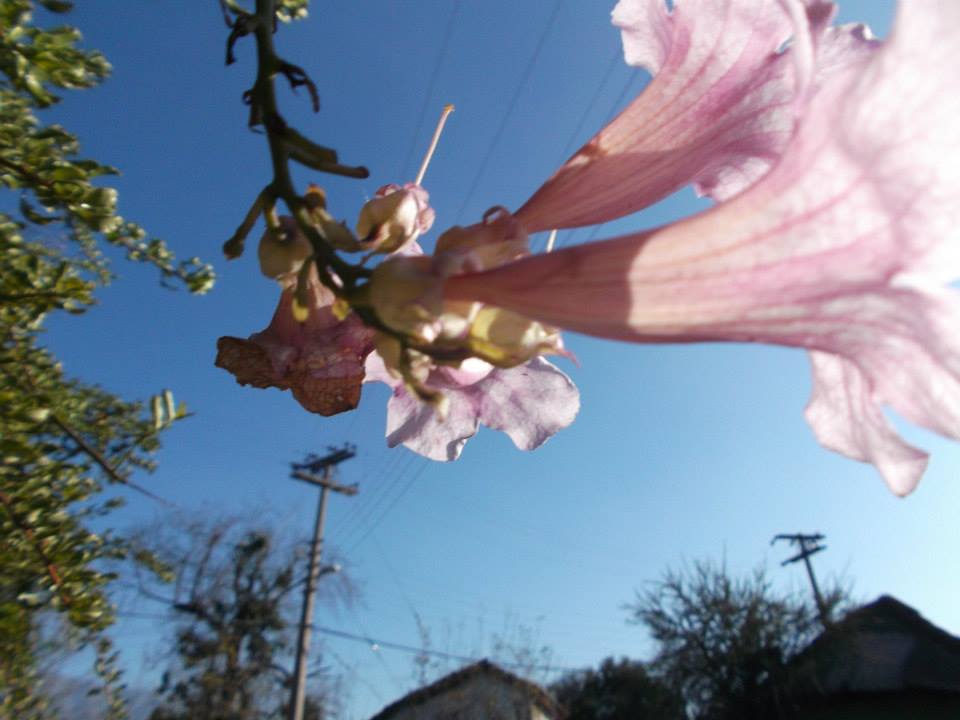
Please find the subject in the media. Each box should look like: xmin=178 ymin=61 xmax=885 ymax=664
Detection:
xmin=550 ymin=561 xmax=849 ymax=720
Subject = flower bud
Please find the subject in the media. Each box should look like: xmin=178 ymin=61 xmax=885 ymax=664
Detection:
xmin=257 ymin=216 xmax=312 ymax=281
xmin=356 ymin=183 xmax=435 ymax=254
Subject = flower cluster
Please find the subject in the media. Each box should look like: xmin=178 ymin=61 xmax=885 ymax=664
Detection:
xmin=219 ymin=0 xmax=960 ymax=495
xmin=217 ymin=163 xmax=579 ymax=459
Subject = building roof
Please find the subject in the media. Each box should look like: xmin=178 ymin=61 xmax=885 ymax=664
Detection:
xmin=369 ymin=659 xmax=563 ymax=720
xmin=790 ymin=595 xmax=960 ymax=697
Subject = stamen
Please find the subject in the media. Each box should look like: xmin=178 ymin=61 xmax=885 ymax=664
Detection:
xmin=545 ymin=229 xmax=558 ymax=253
xmin=292 ymin=255 xmax=314 ymax=322
xmin=415 ymin=104 xmax=455 ymax=186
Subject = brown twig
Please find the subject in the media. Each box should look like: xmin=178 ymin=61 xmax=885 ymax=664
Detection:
xmin=0 ymin=490 xmax=71 ymax=606
xmin=49 ymin=413 xmax=172 ymax=506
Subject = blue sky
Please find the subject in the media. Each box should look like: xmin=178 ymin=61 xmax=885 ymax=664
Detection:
xmin=38 ymin=1 xmax=960 ymax=717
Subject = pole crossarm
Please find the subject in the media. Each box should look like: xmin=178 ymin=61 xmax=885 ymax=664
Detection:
xmin=772 ymin=531 xmax=831 ymax=628
xmin=290 ymin=471 xmax=358 ymax=495
xmin=291 ymin=444 xmax=356 ymax=473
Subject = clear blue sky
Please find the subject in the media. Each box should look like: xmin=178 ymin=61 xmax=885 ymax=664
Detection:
xmin=40 ymin=1 xmax=960 ymax=717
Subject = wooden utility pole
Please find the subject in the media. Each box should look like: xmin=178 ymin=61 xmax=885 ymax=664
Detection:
xmin=287 ymin=445 xmax=357 ymax=720
xmin=772 ymin=532 xmax=830 ymax=626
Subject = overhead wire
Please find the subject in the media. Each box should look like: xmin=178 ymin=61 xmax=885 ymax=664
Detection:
xmin=343 ymin=457 xmax=430 ymax=555
xmin=557 ymin=43 xmax=624 ymax=162
xmin=554 ymin=67 xmax=644 ymax=251
xmin=399 ymin=1 xmax=462 ymax=181
xmin=347 ymin=603 xmax=408 ymax=695
xmin=454 ymin=1 xmax=563 ymax=224
xmin=327 ymin=647 xmax=388 ymax=704
xmin=328 ymin=438 xmax=413 ymax=538
xmin=331 ymin=448 xmax=417 ymax=544
xmin=316 ymin=625 xmax=576 ymax=675
xmin=532 ymin=43 xmax=622 ymax=254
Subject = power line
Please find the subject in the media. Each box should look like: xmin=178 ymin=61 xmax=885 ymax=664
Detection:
xmin=316 ymin=624 xmax=574 ymax=675
xmin=328 ymin=439 xmax=410 ymax=538
xmin=455 ymin=1 xmax=563 ymax=224
xmin=331 ymin=449 xmax=415 ymax=543
xmin=347 ymin=603 xmax=407 ymax=695
xmin=337 ymin=451 xmax=418 ymax=545
xmin=400 ymin=1 xmax=462 ymax=180
xmin=532 ymin=44 xmax=620 ymax=254
xmin=335 ymin=450 xmax=422 ymax=548
xmin=557 ymin=44 xmax=623 ymax=162
xmin=555 ymin=68 xmax=642 ymax=251
xmin=326 ymin=647 xmax=388 ymax=705
xmin=344 ymin=458 xmax=429 ymax=555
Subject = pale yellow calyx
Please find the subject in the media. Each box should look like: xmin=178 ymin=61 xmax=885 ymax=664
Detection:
xmin=258 ymin=217 xmax=312 ymax=281
xmin=435 ymin=224 xmax=529 ymax=275
xmin=375 ymin=333 xmax=450 ymax=417
xmin=434 ymin=206 xmax=531 ymax=277
xmin=467 ymin=306 xmax=565 ymax=368
xmin=370 ymin=256 xmax=455 ymax=343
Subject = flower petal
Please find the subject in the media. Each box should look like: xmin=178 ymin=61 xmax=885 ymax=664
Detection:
xmin=366 ymin=352 xmax=578 ymax=460
xmin=448 ymin=1 xmax=960 ymax=491
xmin=384 ymin=387 xmax=479 ymax=462
xmin=216 ymin=283 xmax=375 ymax=416
xmin=516 ymin=0 xmax=879 ymax=232
xmin=475 ymin=358 xmax=580 ymax=451
xmin=517 ymin=0 xmax=797 ymax=231
xmin=804 ymin=351 xmax=927 ymax=497
xmin=215 ymin=336 xmax=291 ymax=390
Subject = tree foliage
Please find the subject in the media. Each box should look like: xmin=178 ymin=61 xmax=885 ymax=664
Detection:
xmin=626 ymin=561 xmax=849 ymax=720
xmin=0 ymin=0 xmax=217 ymax=715
xmin=550 ymin=657 xmax=684 ymax=720
xmin=129 ymin=516 xmax=341 ymax=720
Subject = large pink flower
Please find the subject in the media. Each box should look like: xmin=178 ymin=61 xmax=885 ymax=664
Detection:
xmin=446 ymin=1 xmax=960 ymax=495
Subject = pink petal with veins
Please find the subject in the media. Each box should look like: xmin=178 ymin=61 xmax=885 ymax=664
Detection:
xmin=474 ymin=358 xmax=580 ymax=452
xmin=216 ymin=282 xmax=375 ymax=416
xmin=448 ymin=1 xmax=960 ymax=493
xmin=805 ymin=352 xmax=928 ymax=497
xmin=516 ymin=0 xmax=878 ymax=232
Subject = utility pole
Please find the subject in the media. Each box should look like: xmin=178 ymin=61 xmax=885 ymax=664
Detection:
xmin=772 ymin=532 xmax=830 ymax=627
xmin=288 ymin=445 xmax=357 ymax=720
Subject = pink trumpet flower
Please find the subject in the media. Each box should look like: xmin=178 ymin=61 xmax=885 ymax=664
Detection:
xmin=445 ymin=0 xmax=960 ymax=495
xmin=216 ymin=219 xmax=376 ymax=416
xmin=216 ymin=280 xmax=375 ymax=416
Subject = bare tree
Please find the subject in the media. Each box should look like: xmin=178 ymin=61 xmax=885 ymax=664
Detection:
xmin=409 ymin=610 xmax=557 ymax=688
xmin=125 ymin=514 xmax=351 ymax=720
